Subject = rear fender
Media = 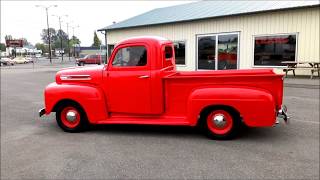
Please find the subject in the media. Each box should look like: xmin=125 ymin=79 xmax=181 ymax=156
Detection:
xmin=187 ymin=87 xmax=276 ymax=127
xmin=44 ymin=82 xmax=108 ymax=123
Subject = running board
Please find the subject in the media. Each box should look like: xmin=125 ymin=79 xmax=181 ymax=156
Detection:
xmin=96 ymin=116 xmax=191 ymax=126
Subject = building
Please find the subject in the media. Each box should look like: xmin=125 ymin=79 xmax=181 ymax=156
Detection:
xmin=98 ymin=1 xmax=319 ymax=74
xmin=6 ymin=45 xmax=42 ymax=57
xmin=78 ymin=46 xmax=106 ymax=57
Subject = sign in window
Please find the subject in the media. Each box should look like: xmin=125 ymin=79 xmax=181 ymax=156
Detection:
xmin=254 ymin=34 xmax=296 ymax=66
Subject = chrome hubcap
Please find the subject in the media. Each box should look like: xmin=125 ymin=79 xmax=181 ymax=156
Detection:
xmin=66 ymin=111 xmax=77 ymax=122
xmin=212 ymin=114 xmax=226 ymax=127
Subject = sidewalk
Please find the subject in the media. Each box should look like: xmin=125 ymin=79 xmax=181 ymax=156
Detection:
xmin=284 ymin=77 xmax=320 ymax=89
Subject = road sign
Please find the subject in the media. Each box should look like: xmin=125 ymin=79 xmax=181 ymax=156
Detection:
xmin=6 ymin=39 xmax=23 ymax=47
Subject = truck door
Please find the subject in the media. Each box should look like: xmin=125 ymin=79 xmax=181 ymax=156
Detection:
xmin=107 ymin=45 xmax=152 ymax=114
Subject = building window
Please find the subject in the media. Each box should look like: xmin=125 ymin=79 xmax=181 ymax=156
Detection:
xmin=173 ymin=41 xmax=185 ymax=65
xmin=218 ymin=34 xmax=238 ymax=70
xmin=254 ymin=34 xmax=297 ymax=66
xmin=198 ymin=36 xmax=216 ymax=70
xmin=197 ymin=33 xmax=239 ymax=70
xmin=112 ymin=46 xmax=147 ymax=67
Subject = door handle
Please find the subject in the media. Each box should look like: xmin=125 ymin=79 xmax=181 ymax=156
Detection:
xmin=138 ymin=75 xmax=150 ymax=79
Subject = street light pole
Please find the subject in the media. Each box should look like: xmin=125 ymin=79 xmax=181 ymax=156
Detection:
xmin=35 ymin=5 xmax=57 ymax=64
xmin=52 ymin=14 xmax=68 ymax=62
xmin=45 ymin=8 xmax=52 ymax=63
xmin=59 ymin=16 xmax=63 ymax=62
xmin=71 ymin=25 xmax=79 ymax=58
xmin=66 ymin=21 xmax=73 ymax=61
xmin=67 ymin=22 xmax=70 ymax=61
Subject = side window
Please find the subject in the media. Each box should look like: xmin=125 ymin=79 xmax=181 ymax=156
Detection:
xmin=112 ymin=46 xmax=147 ymax=67
xmin=165 ymin=46 xmax=173 ymax=59
xmin=163 ymin=45 xmax=174 ymax=68
xmin=173 ymin=41 xmax=185 ymax=65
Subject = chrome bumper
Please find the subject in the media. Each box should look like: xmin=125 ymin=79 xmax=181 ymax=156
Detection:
xmin=39 ymin=108 xmax=46 ymax=117
xmin=276 ymin=105 xmax=289 ymax=124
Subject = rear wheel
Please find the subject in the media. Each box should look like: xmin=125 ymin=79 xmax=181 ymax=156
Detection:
xmin=56 ymin=102 xmax=89 ymax=132
xmin=202 ymin=108 xmax=240 ymax=140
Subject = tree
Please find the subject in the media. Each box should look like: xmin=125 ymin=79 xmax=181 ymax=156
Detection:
xmin=54 ymin=29 xmax=69 ymax=52
xmin=53 ymin=39 xmax=68 ymax=51
xmin=70 ymin=36 xmax=81 ymax=46
xmin=5 ymin=35 xmax=12 ymax=41
xmin=92 ymin=31 xmax=101 ymax=48
xmin=40 ymin=27 xmax=81 ymax=56
xmin=0 ymin=43 xmax=6 ymax=51
xmin=21 ymin=38 xmax=32 ymax=46
xmin=57 ymin=29 xmax=68 ymax=41
xmin=35 ymin=43 xmax=48 ymax=54
xmin=40 ymin=28 xmax=58 ymax=44
xmin=11 ymin=49 xmax=16 ymax=57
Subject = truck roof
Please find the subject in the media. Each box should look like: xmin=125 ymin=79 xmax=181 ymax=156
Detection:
xmin=116 ymin=36 xmax=172 ymax=47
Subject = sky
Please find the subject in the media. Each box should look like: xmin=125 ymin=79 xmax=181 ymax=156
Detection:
xmin=1 ymin=1 xmax=192 ymax=46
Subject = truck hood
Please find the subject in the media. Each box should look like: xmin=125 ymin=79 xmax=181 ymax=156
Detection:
xmin=55 ymin=66 xmax=104 ymax=85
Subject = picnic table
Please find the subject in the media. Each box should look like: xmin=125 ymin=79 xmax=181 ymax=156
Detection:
xmin=281 ymin=61 xmax=320 ymax=79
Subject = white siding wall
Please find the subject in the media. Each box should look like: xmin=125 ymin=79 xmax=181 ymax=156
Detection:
xmin=106 ymin=7 xmax=320 ymax=73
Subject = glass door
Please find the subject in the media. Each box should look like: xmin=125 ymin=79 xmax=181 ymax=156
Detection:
xmin=217 ymin=34 xmax=238 ymax=70
xmin=197 ymin=33 xmax=239 ymax=70
xmin=197 ymin=36 xmax=216 ymax=70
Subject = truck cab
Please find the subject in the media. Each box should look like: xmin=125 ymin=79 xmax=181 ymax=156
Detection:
xmin=40 ymin=36 xmax=288 ymax=140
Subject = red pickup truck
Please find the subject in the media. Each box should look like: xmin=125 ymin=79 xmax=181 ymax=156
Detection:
xmin=39 ymin=36 xmax=288 ymax=139
xmin=76 ymin=54 xmax=105 ymax=66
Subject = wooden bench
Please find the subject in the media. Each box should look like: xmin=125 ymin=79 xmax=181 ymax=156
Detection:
xmin=282 ymin=61 xmax=320 ymax=79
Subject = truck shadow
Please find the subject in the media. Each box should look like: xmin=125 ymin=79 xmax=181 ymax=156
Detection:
xmin=91 ymin=124 xmax=202 ymax=138
xmin=89 ymin=124 xmax=285 ymax=141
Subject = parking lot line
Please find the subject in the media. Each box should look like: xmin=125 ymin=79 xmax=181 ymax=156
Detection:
xmin=291 ymin=119 xmax=320 ymax=124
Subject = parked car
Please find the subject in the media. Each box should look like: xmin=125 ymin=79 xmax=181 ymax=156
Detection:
xmin=13 ymin=57 xmax=28 ymax=64
xmin=39 ymin=36 xmax=288 ymax=140
xmin=25 ymin=56 xmax=34 ymax=63
xmin=76 ymin=54 xmax=105 ymax=66
xmin=35 ymin=54 xmax=42 ymax=58
xmin=0 ymin=57 xmax=15 ymax=66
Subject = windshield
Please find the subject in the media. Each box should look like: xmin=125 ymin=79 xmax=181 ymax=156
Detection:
xmin=79 ymin=54 xmax=87 ymax=58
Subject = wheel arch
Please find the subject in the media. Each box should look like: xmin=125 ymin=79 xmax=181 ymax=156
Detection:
xmin=187 ymin=86 xmax=276 ymax=127
xmin=44 ymin=83 xmax=108 ymax=124
xmin=52 ymin=98 xmax=84 ymax=112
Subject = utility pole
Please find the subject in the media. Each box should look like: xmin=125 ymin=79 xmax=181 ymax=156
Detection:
xmin=52 ymin=14 xmax=68 ymax=62
xmin=66 ymin=21 xmax=72 ymax=61
xmin=59 ymin=16 xmax=63 ymax=62
xmin=36 ymin=5 xmax=57 ymax=64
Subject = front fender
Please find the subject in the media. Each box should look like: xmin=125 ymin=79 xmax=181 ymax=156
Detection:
xmin=44 ymin=82 xmax=108 ymax=123
xmin=187 ymin=87 xmax=276 ymax=127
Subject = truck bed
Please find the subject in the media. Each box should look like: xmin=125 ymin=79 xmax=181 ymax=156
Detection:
xmin=162 ymin=69 xmax=284 ymax=126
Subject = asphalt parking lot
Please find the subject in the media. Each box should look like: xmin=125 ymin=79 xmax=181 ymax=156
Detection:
xmin=1 ymin=59 xmax=319 ymax=179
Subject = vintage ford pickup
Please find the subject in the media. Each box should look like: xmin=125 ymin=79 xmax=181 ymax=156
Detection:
xmin=39 ymin=36 xmax=288 ymax=139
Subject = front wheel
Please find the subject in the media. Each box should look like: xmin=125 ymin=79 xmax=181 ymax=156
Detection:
xmin=203 ymin=108 xmax=240 ymax=140
xmin=56 ymin=102 xmax=89 ymax=132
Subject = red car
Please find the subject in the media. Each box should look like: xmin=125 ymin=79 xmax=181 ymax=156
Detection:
xmin=39 ymin=36 xmax=288 ymax=140
xmin=76 ymin=54 xmax=105 ymax=66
